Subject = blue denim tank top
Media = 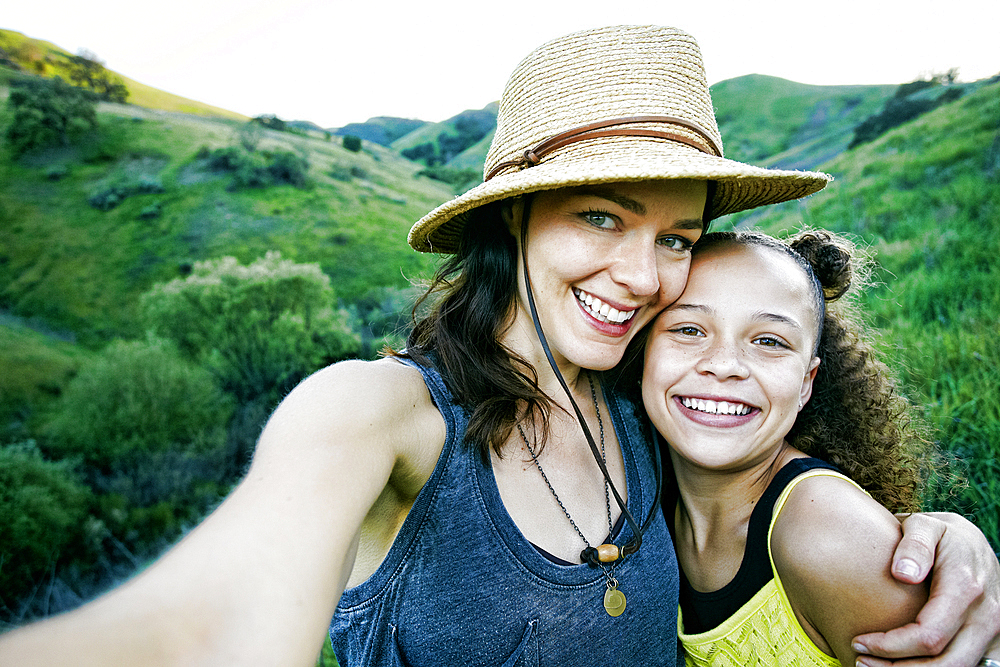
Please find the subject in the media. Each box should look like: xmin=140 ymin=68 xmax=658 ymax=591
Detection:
xmin=329 ymin=359 xmax=681 ymax=666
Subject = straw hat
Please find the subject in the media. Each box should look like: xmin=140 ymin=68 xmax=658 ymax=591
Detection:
xmin=408 ymin=25 xmax=832 ymax=253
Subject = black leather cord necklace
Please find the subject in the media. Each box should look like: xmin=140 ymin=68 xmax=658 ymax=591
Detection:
xmin=515 ymin=195 xmax=663 ymax=616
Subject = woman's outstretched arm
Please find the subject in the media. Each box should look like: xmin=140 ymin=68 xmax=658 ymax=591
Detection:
xmin=0 ymin=358 xmax=443 ymax=667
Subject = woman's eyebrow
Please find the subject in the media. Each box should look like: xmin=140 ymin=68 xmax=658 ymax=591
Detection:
xmin=572 ymin=186 xmax=647 ymax=215
xmin=569 ymin=187 xmax=705 ymax=230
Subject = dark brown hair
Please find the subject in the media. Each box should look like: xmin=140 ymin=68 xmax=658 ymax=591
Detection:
xmin=392 ymin=202 xmax=551 ymax=461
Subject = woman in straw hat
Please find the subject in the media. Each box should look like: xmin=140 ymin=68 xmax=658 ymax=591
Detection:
xmin=1 ymin=25 xmax=997 ymax=667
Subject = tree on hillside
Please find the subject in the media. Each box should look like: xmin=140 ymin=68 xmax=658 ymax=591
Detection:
xmin=64 ymin=49 xmax=128 ymax=103
xmin=3 ymin=76 xmax=98 ymax=155
xmin=0 ymin=441 xmax=94 ymax=615
xmin=849 ymin=73 xmax=964 ymax=149
xmin=141 ymin=253 xmax=362 ymax=470
xmin=252 ymin=114 xmax=287 ymax=132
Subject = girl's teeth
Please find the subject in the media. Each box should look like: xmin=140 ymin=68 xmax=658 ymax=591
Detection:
xmin=682 ymin=397 xmax=751 ymax=416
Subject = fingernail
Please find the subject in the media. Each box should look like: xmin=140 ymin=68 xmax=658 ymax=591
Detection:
xmin=852 ymin=643 xmax=868 ymax=654
xmin=894 ymin=557 xmax=919 ymax=578
xmin=855 ymin=657 xmax=872 ymax=667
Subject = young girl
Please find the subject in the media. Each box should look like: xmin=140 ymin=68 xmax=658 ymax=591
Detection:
xmin=643 ymin=230 xmax=934 ymax=665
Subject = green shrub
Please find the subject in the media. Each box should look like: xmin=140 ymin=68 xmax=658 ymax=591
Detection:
xmin=135 ymin=174 xmax=165 ymax=194
xmin=44 ymin=339 xmax=232 ymax=468
xmin=87 ymin=180 xmax=131 ymax=211
xmin=342 ymin=134 xmax=362 ymax=152
xmin=138 ymin=201 xmax=163 ymax=220
xmin=141 ymin=252 xmax=362 ymax=402
xmin=206 ymin=145 xmax=244 ymax=171
xmin=3 ymin=75 xmax=97 ymax=155
xmin=267 ymin=150 xmax=309 ymax=187
xmin=45 ymin=164 xmax=69 ymax=181
xmin=203 ymin=146 xmax=310 ymax=190
xmin=87 ymin=174 xmax=166 ymax=211
xmin=0 ymin=441 xmax=94 ymax=603
xmin=230 ymin=150 xmax=271 ymax=190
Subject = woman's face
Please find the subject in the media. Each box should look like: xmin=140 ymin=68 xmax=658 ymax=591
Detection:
xmin=512 ymin=179 xmax=707 ymax=372
xmin=642 ymin=243 xmax=821 ymax=471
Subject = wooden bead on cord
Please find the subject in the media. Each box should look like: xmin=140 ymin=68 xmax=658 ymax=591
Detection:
xmin=597 ymin=543 xmax=620 ymax=562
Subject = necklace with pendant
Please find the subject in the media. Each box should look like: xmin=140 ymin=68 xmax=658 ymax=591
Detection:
xmin=517 ymin=373 xmax=627 ymax=617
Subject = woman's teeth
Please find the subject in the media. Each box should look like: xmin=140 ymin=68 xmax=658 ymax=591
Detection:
xmin=681 ymin=397 xmax=752 ymax=416
xmin=574 ymin=289 xmax=636 ymax=324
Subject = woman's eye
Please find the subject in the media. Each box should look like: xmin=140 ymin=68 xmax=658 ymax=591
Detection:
xmin=670 ymin=326 xmax=703 ymax=337
xmin=582 ymin=211 xmax=616 ymax=228
xmin=658 ymin=236 xmax=694 ymax=252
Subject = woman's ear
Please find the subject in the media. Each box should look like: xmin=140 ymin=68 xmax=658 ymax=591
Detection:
xmin=501 ymin=198 xmax=524 ymax=236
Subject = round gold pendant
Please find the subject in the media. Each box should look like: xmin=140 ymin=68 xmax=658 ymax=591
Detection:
xmin=603 ymin=587 xmax=626 ymax=617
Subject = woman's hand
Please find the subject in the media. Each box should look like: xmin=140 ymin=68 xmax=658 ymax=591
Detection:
xmin=853 ymin=512 xmax=1000 ymax=667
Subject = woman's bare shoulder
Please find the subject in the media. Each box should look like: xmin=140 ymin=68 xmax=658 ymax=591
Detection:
xmin=257 ymin=357 xmax=445 ymax=471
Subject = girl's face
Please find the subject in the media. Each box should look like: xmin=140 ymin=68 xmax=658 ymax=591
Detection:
xmin=642 ymin=243 xmax=821 ymax=472
xmin=511 ymin=180 xmax=707 ymax=372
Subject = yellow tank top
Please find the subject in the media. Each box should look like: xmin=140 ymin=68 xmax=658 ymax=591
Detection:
xmin=678 ymin=468 xmax=861 ymax=667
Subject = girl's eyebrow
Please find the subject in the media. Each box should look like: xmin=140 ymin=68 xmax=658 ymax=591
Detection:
xmin=754 ymin=312 xmax=804 ymax=331
xmin=665 ymin=304 xmax=805 ymax=330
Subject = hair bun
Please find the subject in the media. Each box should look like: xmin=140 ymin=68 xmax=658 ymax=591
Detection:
xmin=789 ymin=231 xmax=853 ymax=301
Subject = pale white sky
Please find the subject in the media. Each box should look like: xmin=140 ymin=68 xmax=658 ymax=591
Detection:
xmin=4 ymin=0 xmax=998 ymax=128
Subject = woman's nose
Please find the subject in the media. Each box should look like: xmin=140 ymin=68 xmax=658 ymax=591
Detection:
xmin=610 ymin=235 xmax=660 ymax=297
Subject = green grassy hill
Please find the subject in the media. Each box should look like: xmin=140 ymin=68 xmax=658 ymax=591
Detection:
xmin=0 ymin=30 xmax=997 ymax=632
xmin=331 ymin=116 xmax=428 ymax=146
xmin=710 ymin=74 xmax=896 ymax=167
xmin=0 ymin=98 xmax=451 ymax=344
xmin=0 ymin=28 xmax=247 ymax=120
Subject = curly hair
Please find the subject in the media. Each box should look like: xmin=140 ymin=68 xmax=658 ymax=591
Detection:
xmin=689 ymin=230 xmax=933 ymax=512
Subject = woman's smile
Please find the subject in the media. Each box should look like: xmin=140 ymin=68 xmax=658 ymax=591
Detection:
xmin=573 ymin=288 xmax=639 ymax=328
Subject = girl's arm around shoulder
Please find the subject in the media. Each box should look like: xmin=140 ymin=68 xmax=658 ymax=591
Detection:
xmin=0 ymin=357 xmax=445 ymax=667
xmin=770 ymin=474 xmax=929 ymax=665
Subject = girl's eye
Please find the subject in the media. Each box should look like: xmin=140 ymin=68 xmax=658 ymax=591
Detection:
xmin=658 ymin=235 xmax=695 ymax=252
xmin=582 ymin=211 xmax=616 ymax=229
xmin=670 ymin=326 xmax=703 ymax=337
xmin=754 ymin=336 xmax=786 ymax=348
